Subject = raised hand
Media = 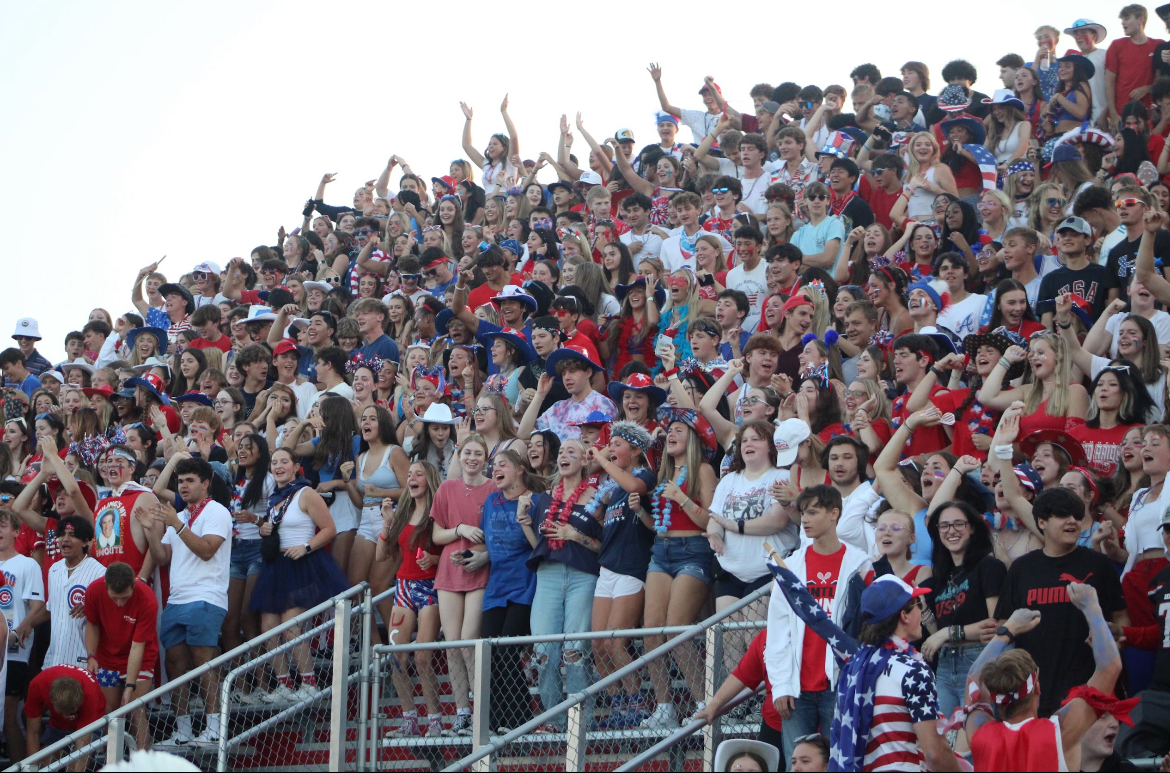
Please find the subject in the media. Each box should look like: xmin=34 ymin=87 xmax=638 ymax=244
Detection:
xmin=500 ymin=94 xmax=509 ymax=113
xmin=320 ymin=173 xmax=337 ymax=186
xmin=459 ymin=102 xmax=473 ymax=120
xmin=647 ymin=62 xmax=662 ymax=82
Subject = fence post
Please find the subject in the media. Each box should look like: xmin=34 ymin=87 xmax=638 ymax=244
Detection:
xmin=703 ymin=624 xmax=724 ymax=773
xmin=216 ymin=666 xmax=236 ymax=772
xmin=357 ymin=588 xmax=372 ymax=772
xmin=106 ymin=717 xmax=125 ymax=765
xmin=471 ymin=639 xmax=492 ymax=773
xmin=329 ymin=598 xmax=352 ymax=773
xmin=565 ymin=703 xmax=589 ymax=771
xmin=369 ymin=651 xmax=382 ymax=771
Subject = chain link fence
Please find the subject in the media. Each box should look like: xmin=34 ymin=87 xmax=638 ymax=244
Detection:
xmin=7 ymin=584 xmax=369 ymax=773
xmin=357 ymin=585 xmax=770 ymax=773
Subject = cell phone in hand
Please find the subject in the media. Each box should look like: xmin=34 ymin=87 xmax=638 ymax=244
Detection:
xmin=656 ymin=335 xmax=673 ymax=352
xmin=699 ymin=273 xmax=715 ymax=287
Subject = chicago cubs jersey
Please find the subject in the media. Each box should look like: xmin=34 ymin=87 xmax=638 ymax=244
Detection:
xmin=0 ymin=554 xmax=44 ymax=664
xmin=44 ymin=556 xmax=105 ymax=669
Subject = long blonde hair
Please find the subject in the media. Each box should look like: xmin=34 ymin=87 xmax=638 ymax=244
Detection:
xmin=384 ymin=461 xmax=442 ymax=553
xmin=854 ymin=378 xmax=892 ymax=421
xmin=799 ymin=283 xmax=832 ymax=337
xmin=658 ymin=419 xmax=706 ymax=490
xmin=1025 ymin=331 xmax=1073 ymax=416
xmin=695 ymin=235 xmax=729 ymax=273
xmin=905 ymin=132 xmax=941 ymax=181
xmin=663 ymin=269 xmax=702 ymax=328
xmin=1027 ymin=183 xmax=1065 ymax=233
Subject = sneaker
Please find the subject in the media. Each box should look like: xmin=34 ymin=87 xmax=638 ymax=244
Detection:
xmin=445 ymin=713 xmax=472 ymax=737
xmin=640 ymin=703 xmax=679 ymax=730
xmin=188 ymin=694 xmax=205 ymax=714
xmin=727 ymin=695 xmax=760 ymax=722
xmin=156 ymin=728 xmax=194 ymax=748
xmin=387 ymin=715 xmax=421 ymax=738
xmin=190 ymin=727 xmax=220 ymax=747
xmin=596 ymin=695 xmax=628 ymax=730
xmin=268 ymin=684 xmax=299 ymax=704
xmin=236 ymin=690 xmax=268 ymax=706
xmin=291 ymin=683 xmax=322 ymax=702
xmin=687 ymin=701 xmax=707 ymax=722
xmin=425 ymin=717 xmax=444 ymax=737
xmin=532 ymin=723 xmax=565 ymax=734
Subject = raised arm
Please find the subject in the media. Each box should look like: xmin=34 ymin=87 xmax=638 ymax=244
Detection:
xmin=976 ymin=345 xmax=1028 ymax=411
xmin=517 ymin=373 xmax=553 ymax=438
xmin=1082 ymin=297 xmax=1127 ymax=356
xmin=1136 ymin=210 xmax=1170 ymax=307
xmin=693 ymin=115 xmax=732 ymax=170
xmin=130 ymin=258 xmax=164 ymax=316
xmin=874 ymin=407 xmax=936 ymax=514
xmin=575 ymin=114 xmax=613 ymax=176
xmin=460 ymin=103 xmax=486 ymax=168
xmin=41 ymin=440 xmax=93 ymax=519
xmin=1054 ymin=584 xmax=1123 ymax=751
xmin=608 ymin=139 xmax=655 ymax=197
xmin=699 ymin=359 xmax=743 ymax=447
xmin=988 ymin=404 xmax=1045 ymax=541
xmin=648 ymin=63 xmax=681 ymax=118
xmin=1054 ymin=293 xmax=1097 ymax=377
xmin=374 ymin=161 xmax=396 ymax=200
xmin=500 ymin=94 xmax=519 ymax=160
xmin=905 ymin=354 xmax=958 ymax=412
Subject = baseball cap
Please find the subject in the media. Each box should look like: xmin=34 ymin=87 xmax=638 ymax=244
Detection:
xmin=1055 ymin=216 xmax=1092 ymax=237
xmin=193 ymin=261 xmax=222 ymax=275
xmin=576 ymin=171 xmax=603 ymax=187
xmin=860 ymin=574 xmax=930 ymax=623
xmin=773 ymin=419 xmax=810 ymax=468
xmin=273 ymin=339 xmax=300 ymax=357
xmin=615 ymin=129 xmax=635 ymax=143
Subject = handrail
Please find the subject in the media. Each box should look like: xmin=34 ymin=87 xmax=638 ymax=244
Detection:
xmin=614 ymin=686 xmax=758 ymax=772
xmin=11 ymin=582 xmax=369 ymax=772
xmin=442 ymin=583 xmax=771 ymax=772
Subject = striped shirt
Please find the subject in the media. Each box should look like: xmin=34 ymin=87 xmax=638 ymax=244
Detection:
xmin=863 ymin=652 xmax=938 ymax=771
xmin=44 ymin=556 xmax=106 ymax=669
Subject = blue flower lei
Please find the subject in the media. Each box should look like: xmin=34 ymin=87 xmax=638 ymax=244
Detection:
xmin=652 ymin=465 xmax=687 ymax=534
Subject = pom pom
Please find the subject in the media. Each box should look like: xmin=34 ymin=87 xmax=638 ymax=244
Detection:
xmin=801 ymin=333 xmax=817 ymax=347
xmin=824 ymin=330 xmax=839 ymax=347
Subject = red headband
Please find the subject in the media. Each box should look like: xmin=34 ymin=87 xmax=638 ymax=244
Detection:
xmin=1070 ymin=466 xmax=1100 ymax=506
xmin=782 ymin=296 xmax=814 ymax=315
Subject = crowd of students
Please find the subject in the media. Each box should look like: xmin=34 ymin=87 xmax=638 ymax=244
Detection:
xmin=11 ymin=4 xmax=1170 ymax=770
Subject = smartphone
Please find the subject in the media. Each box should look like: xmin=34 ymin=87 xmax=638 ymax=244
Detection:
xmin=699 ymin=273 xmax=715 ymax=287
xmin=656 ymin=334 xmax=673 ymax=352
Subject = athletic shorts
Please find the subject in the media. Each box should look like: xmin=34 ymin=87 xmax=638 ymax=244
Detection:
xmin=594 ymin=567 xmax=644 ymax=599
xmin=394 ymin=578 xmax=437 ymax=613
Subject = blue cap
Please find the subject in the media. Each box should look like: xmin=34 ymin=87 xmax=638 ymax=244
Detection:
xmin=655 ymin=112 xmax=679 ymax=127
xmin=571 ymin=410 xmax=613 ymax=427
xmin=499 ymin=238 xmax=522 ymax=257
xmin=172 ymin=392 xmax=213 ymax=408
xmin=860 ymin=575 xmax=930 ymax=623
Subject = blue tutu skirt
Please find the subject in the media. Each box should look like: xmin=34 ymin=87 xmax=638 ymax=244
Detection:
xmin=250 ymin=549 xmax=349 ymax=613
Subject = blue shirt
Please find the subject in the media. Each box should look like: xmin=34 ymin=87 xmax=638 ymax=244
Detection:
xmin=910 ymin=507 xmax=933 ymax=567
xmin=481 ymin=491 xmax=545 ymax=610
xmin=358 ymin=334 xmax=400 ymax=367
xmin=294 ymin=344 xmax=318 ymax=383
xmin=598 ymin=468 xmax=658 ymax=581
xmin=718 ymin=329 xmax=753 ymax=361
xmin=14 ymin=373 xmax=40 ymax=398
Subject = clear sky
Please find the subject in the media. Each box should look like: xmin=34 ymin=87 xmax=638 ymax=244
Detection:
xmin=0 ymin=0 xmax=1137 ymax=361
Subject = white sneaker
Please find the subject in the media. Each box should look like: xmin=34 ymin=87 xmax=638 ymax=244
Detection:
xmin=236 ymin=690 xmax=267 ymax=706
xmin=688 ymin=702 xmax=707 ymax=722
xmin=640 ymin=703 xmax=679 ymax=730
xmin=292 ymin=683 xmax=321 ymax=701
xmin=156 ymin=728 xmax=194 ymax=748
xmin=190 ymin=726 xmax=221 ymax=747
xmin=268 ymin=684 xmax=299 ymax=704
xmin=188 ymin=695 xmax=205 ymax=713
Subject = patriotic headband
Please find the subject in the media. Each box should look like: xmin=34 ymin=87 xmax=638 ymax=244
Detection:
xmin=990 ymin=672 xmax=1037 ymax=707
xmin=1069 ymin=465 xmax=1100 ymax=506
xmin=439 ymin=194 xmax=461 ymax=204
xmin=411 ymin=365 xmax=448 ymax=394
xmin=422 ymin=225 xmax=442 ymax=233
xmin=1007 ymin=160 xmax=1036 ymax=175
xmin=105 ymin=447 xmax=138 ymax=465
xmin=346 ymin=353 xmax=385 ymax=376
xmin=533 ymin=218 xmax=554 ymax=232
xmin=610 ymin=420 xmax=653 ymax=452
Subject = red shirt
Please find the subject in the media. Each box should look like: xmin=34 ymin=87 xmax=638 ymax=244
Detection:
xmin=25 ymin=665 xmax=105 ymax=731
xmin=931 ymin=387 xmax=997 ymax=461
xmin=892 ymin=384 xmax=951 ymax=459
xmin=396 ymin=523 xmax=437 ymax=581
xmin=83 ymin=577 xmax=159 ymax=673
xmin=186 ymin=335 xmax=232 ymax=354
xmin=1106 ymin=36 xmax=1164 ymax=113
xmin=732 ymin=630 xmax=783 ymax=731
xmin=1069 ymin=422 xmax=1138 ymax=477
xmin=566 ymin=326 xmax=602 ymax=367
xmin=800 ymin=545 xmax=846 ymax=692
xmin=864 ymin=184 xmax=902 ymax=231
xmin=971 ymin=717 xmax=1062 ymax=773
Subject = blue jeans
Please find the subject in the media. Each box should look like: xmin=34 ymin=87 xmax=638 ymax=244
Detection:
xmin=935 ymin=643 xmax=983 ymax=717
xmin=780 ymin=689 xmax=836 ymax=763
xmin=530 ymin=561 xmax=597 ymax=728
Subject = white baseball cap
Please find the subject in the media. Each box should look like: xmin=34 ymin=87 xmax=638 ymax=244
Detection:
xmin=773 ymin=419 xmax=811 ymax=468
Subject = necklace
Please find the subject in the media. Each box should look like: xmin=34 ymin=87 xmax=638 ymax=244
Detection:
xmin=545 ymin=476 xmax=595 ymax=551
xmin=651 ymin=466 xmax=688 ymax=534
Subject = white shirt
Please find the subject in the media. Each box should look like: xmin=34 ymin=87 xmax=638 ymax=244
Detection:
xmin=1098 ymin=224 xmax=1128 ymax=266
xmin=1105 ymin=310 xmax=1170 ymax=358
xmin=710 ymin=467 xmax=799 ymax=581
xmin=725 ymin=259 xmax=769 ymax=323
xmin=621 ymin=228 xmax=664 ymax=265
xmin=163 ymin=500 xmax=233 ymax=611
xmin=678 ymin=108 xmax=721 ymax=144
xmin=737 ymin=171 xmax=772 ymax=215
xmin=937 ymin=293 xmax=988 ymax=339
xmin=836 ymin=482 xmax=881 ymax=554
xmin=312 ymin=381 xmax=355 ymax=409
xmin=660 ymin=228 xmax=730 ymax=274
xmin=45 ymin=556 xmax=106 ymax=669
xmin=0 ymin=554 xmax=43 ymax=664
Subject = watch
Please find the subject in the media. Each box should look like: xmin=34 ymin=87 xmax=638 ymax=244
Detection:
xmin=995 ymin=625 xmax=1015 ymax=643
xmin=304 ymin=543 xmax=313 ymax=554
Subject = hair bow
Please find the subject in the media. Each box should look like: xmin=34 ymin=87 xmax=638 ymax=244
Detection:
xmin=871 ymin=330 xmax=895 ymax=347
xmin=806 ymin=362 xmax=830 ymax=388
xmin=411 ymin=365 xmax=449 ymax=394
xmin=533 ymin=218 xmax=554 ymax=232
xmin=801 ymin=330 xmax=840 ymax=348
xmin=483 ymin=374 xmax=509 ymax=395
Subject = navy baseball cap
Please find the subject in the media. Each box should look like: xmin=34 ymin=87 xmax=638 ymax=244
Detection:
xmin=860 ymin=575 xmax=930 ymax=623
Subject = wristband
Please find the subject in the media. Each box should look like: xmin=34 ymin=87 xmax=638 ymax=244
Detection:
xmin=1057 ymin=320 xmax=1072 ymax=329
xmin=175 ymin=523 xmax=186 ymax=536
xmin=928 ymin=366 xmax=944 ymax=381
xmin=996 ymin=357 xmax=1012 ymax=371
xmin=737 ymin=518 xmax=745 ymax=535
xmin=662 ymin=367 xmax=679 ymax=378
xmin=993 ymin=444 xmax=1014 ymax=460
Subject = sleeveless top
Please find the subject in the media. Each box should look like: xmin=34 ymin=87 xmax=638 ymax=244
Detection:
xmin=906 ymin=167 xmax=938 ymax=220
xmin=971 ymin=717 xmax=1067 ymax=772
xmin=357 ymin=446 xmax=400 ymax=507
xmin=1017 ymin=396 xmax=1068 ymax=437
xmin=276 ymin=489 xmax=317 ymax=548
xmin=995 ymin=124 xmax=1023 ymax=164
xmin=92 ymin=484 xmax=153 ymax=573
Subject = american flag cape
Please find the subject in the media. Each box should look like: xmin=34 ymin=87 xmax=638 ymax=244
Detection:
xmin=963 ymin=144 xmax=998 ymax=192
xmin=768 ymin=562 xmax=923 ymax=772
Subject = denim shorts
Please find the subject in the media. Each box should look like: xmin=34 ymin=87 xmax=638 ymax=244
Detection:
xmin=230 ymin=538 xmax=263 ymax=580
xmin=160 ymin=601 xmax=228 ymax=650
xmin=647 ymin=534 xmax=714 ymax=584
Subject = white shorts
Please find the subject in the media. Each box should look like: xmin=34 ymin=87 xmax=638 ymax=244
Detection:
xmin=594 ymin=567 xmax=644 ymax=599
xmin=330 ymin=495 xmax=358 ymax=533
xmin=357 ymin=505 xmax=382 ymax=543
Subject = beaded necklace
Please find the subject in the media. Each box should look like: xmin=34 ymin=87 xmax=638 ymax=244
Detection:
xmin=651 ymin=465 xmax=688 ymax=534
xmin=544 ymin=475 xmax=595 ymax=551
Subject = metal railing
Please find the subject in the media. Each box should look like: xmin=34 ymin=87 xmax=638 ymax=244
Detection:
xmin=11 ymin=583 xmax=369 ymax=772
xmin=353 ymin=584 xmax=770 ymax=772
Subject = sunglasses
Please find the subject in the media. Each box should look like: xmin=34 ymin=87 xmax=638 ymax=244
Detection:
xmin=712 ymin=187 xmax=730 ymax=194
xmin=324 ymin=276 xmax=341 ymax=285
xmin=799 ymin=101 xmax=815 ymax=109
xmin=400 ymin=274 xmax=422 ymax=281
xmin=806 ymin=194 xmax=828 ymax=201
xmin=1045 ymin=197 xmax=1067 ymax=208
xmin=553 ymin=309 xmax=573 ymax=318
xmin=354 ymin=228 xmax=375 ymax=237
xmin=192 ymin=272 xmax=208 ymax=280
xmin=423 ymin=268 xmax=439 ymax=278
xmin=1115 ymin=198 xmax=1144 ymax=208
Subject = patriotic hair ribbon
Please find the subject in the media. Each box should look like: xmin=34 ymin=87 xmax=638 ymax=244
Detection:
xmin=963 ymin=144 xmax=999 ymax=192
xmin=868 ymin=255 xmax=892 ymax=269
xmin=422 ymin=225 xmax=442 ymax=233
xmin=346 ymin=353 xmax=385 ymax=376
xmin=1007 ymin=160 xmax=1036 ymax=175
xmin=871 ymin=330 xmax=895 ymax=347
xmin=483 ymin=374 xmax=509 ymax=395
xmin=411 ymin=365 xmax=448 ymax=394
xmin=805 ymin=362 xmax=830 ymax=388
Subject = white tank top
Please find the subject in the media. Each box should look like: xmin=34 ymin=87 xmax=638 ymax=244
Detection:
xmin=995 ymin=125 xmax=1022 ymax=164
xmin=278 ymin=489 xmax=318 ymax=548
xmin=906 ymin=167 xmax=937 ymax=219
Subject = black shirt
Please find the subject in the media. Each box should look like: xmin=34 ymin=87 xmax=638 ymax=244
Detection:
xmin=1106 ymin=228 xmax=1170 ymax=305
xmin=994 ymin=547 xmax=1126 ymax=716
xmin=925 ymin=551 xmax=1007 ymax=628
xmin=1037 ymin=262 xmax=1117 ymax=320
xmin=1142 ymin=563 xmax=1170 ymax=693
xmin=840 ymin=197 xmax=875 ymax=231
